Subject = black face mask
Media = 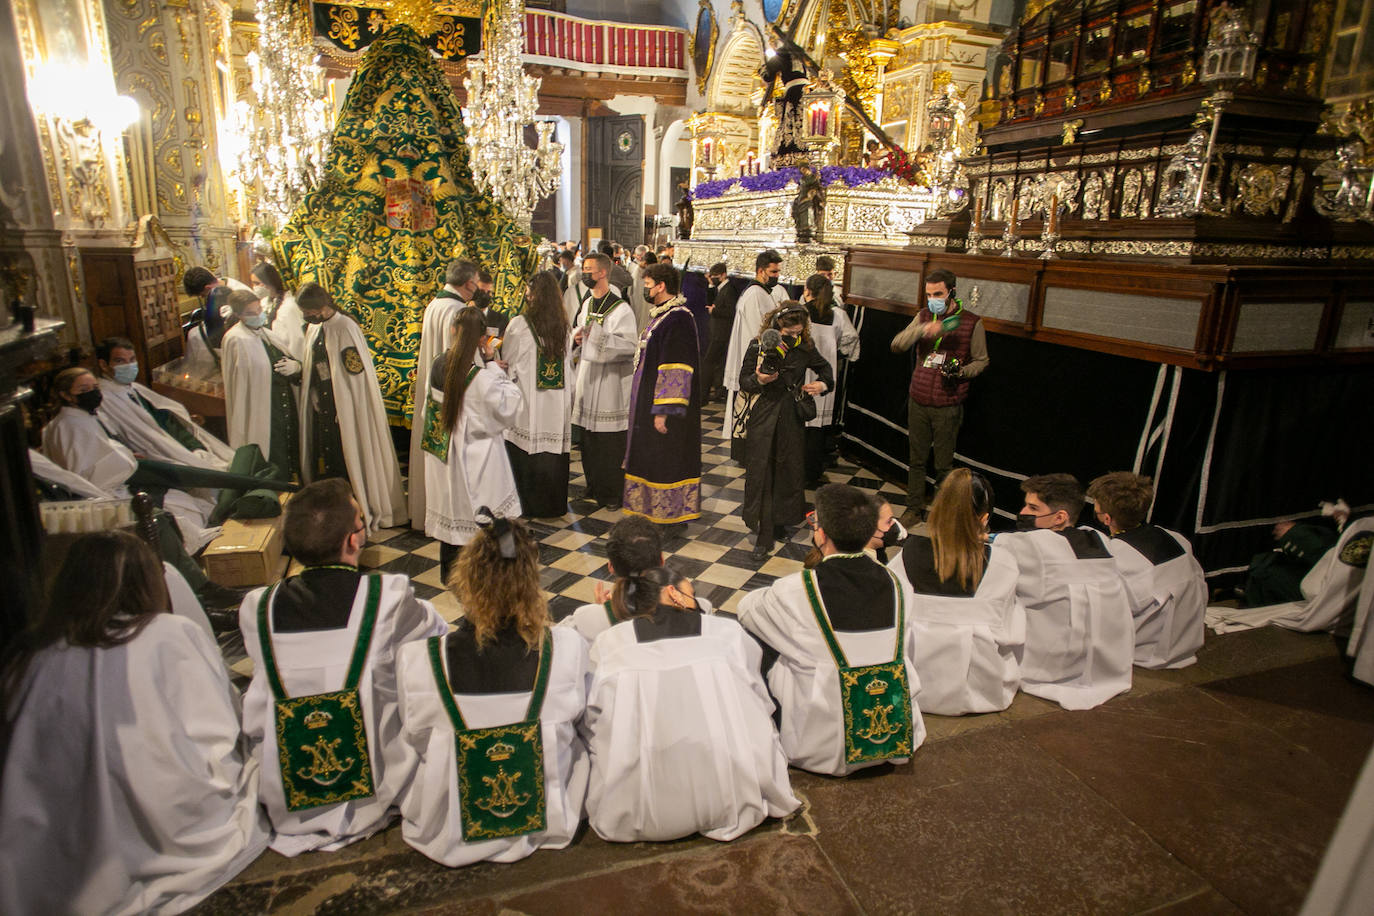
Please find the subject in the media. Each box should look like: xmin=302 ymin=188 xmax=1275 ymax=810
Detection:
xmin=764 ymin=277 xmax=779 ymax=290
xmin=473 ymin=291 xmax=492 ymax=311
xmin=74 ymin=389 xmax=103 ymax=413
xmin=882 ymin=523 xmax=903 ymax=549
xmin=1016 ymin=512 xmax=1048 ymax=531
xmin=642 ymin=287 xmax=655 ymax=304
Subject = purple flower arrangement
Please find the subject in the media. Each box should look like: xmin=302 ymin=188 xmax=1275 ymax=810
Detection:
xmin=691 ymin=164 xmax=897 ymax=200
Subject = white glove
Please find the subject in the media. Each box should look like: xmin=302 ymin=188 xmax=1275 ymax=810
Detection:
xmin=274 ymin=356 xmax=302 ymax=378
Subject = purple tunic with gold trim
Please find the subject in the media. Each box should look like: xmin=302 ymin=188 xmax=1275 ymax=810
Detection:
xmin=623 ymin=300 xmax=702 ymax=523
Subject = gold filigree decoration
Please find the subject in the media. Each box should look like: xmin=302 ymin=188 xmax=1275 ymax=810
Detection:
xmin=386 ymin=0 xmax=442 ymax=38
xmin=434 ymin=18 xmax=466 ymax=58
xmin=329 ymin=6 xmax=362 ymax=49
xmin=368 ymin=10 xmax=389 ymax=32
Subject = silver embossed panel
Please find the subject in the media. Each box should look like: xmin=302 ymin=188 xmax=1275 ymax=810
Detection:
xmin=850 ymin=265 xmax=918 ymax=303
xmin=964 ymin=280 xmax=1031 ymax=323
xmin=1232 ymin=300 xmax=1324 ymax=352
xmin=1333 ymin=300 xmax=1374 ymax=349
xmin=1042 ymin=287 xmax=1201 ymax=349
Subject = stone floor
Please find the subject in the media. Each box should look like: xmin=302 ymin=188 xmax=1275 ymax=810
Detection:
xmin=197 ymin=625 xmax=1374 ymax=915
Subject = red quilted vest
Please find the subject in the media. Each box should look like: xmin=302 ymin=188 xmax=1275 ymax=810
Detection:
xmin=907 ymin=304 xmax=978 ymax=407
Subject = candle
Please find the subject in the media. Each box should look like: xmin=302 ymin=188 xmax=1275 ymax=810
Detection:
xmin=1009 ymin=197 xmax=1019 ymax=226
xmin=973 ymin=197 xmax=983 ymax=228
xmin=1048 ymin=194 xmax=1059 ymax=233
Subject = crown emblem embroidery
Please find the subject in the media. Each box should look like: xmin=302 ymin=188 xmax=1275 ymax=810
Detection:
xmin=865 ymin=677 xmax=889 ymax=696
xmin=486 ymin=741 xmax=517 ymax=762
xmin=304 ymin=709 xmax=334 ymax=729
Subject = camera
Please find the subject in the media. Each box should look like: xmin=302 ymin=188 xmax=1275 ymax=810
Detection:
xmin=939 ymin=356 xmax=962 ymax=382
xmin=757 ymin=328 xmax=788 ymax=376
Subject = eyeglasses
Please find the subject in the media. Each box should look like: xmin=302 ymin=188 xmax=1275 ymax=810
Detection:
xmin=805 ymin=510 xmax=818 ymax=530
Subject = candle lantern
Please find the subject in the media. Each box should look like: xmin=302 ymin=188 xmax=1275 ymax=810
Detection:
xmin=799 ymin=69 xmax=844 ymax=166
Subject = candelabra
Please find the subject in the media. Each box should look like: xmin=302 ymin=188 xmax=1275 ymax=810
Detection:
xmin=234 ymin=0 xmax=332 ymax=230
xmin=463 ymin=0 xmax=563 ymax=231
xmin=1001 ymin=220 xmax=1020 ymax=257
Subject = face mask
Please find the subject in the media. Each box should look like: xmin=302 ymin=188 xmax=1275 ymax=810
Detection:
xmin=473 ymin=291 xmax=492 ymax=310
xmin=882 ymin=523 xmax=903 ymax=549
xmin=112 ymin=363 xmax=139 ymax=385
xmin=781 ymin=333 xmax=799 ymax=348
xmin=643 ymin=286 xmax=657 ymax=304
xmin=1016 ymin=512 xmax=1050 ymax=531
xmin=928 ymin=297 xmax=947 ymax=316
xmin=242 ymin=312 xmax=268 ymax=329
xmin=75 ymin=389 xmax=103 ymax=413
xmin=764 ymin=277 xmax=779 ymax=290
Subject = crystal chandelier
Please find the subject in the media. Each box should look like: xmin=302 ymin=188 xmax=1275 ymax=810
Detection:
xmin=462 ymin=0 xmax=562 ymax=231
xmin=235 ymin=0 xmax=332 ymax=231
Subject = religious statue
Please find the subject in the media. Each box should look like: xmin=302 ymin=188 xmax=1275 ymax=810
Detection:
xmin=675 ymin=180 xmax=695 ymax=239
xmin=1313 ymin=140 xmax=1372 ymax=220
xmin=760 ymin=43 xmax=809 ymax=166
xmin=792 ymin=163 xmax=825 ymax=242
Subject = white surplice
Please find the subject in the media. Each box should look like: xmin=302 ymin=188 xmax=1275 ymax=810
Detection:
xmin=502 ymin=314 xmax=573 ymax=455
xmin=583 ymin=614 xmax=799 ymax=842
xmin=163 ymin=561 xmax=216 ymax=642
xmin=723 ymin=282 xmax=788 ymax=434
xmin=395 ymin=627 xmax=591 ymax=866
xmin=221 ymin=321 xmax=294 ymax=458
xmin=571 ymin=299 xmax=638 ymax=432
xmin=806 ymin=308 xmax=859 ymax=427
xmin=28 ymin=445 xmax=113 ymax=498
xmin=889 ymin=540 xmax=1026 ymax=716
xmin=300 ymin=312 xmax=407 ymax=531
xmin=41 ymin=405 xmax=221 ymax=553
xmin=424 ymin=360 xmax=523 ymax=545
xmin=737 ymin=563 xmax=927 ymax=776
xmin=0 ymin=614 xmax=269 ymax=916
xmin=1106 ymin=526 xmax=1207 ymax=669
xmin=997 ymin=527 xmax=1135 ymax=710
xmin=407 ymin=288 xmax=468 ymax=527
xmin=270 ymin=292 xmax=306 ymax=361
xmin=238 ymin=572 xmax=448 ymax=856
xmin=1206 ymin=517 xmax=1374 ymax=636
xmin=97 ymin=376 xmax=234 ymax=469
xmin=1349 ymin=549 xmax=1374 ymax=687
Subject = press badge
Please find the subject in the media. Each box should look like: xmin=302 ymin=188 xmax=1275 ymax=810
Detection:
xmin=923 ymin=352 xmax=947 ymax=369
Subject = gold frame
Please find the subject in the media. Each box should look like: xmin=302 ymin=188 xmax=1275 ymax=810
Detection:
xmin=688 ymin=0 xmax=719 ymax=95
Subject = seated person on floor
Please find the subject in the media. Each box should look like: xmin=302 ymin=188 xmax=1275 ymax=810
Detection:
xmin=583 ymin=549 xmax=797 ymax=842
xmin=738 ymin=483 xmax=927 ymax=776
xmin=42 ymin=366 xmax=222 ymax=556
xmin=396 ymin=512 xmax=590 ymax=867
xmin=238 ymin=478 xmax=447 ymax=856
xmin=95 ymin=336 xmax=234 ymax=470
xmin=997 ymin=473 xmax=1135 ymax=711
xmin=1243 ymin=517 xmax=1340 ymax=608
xmin=0 ymin=532 xmax=268 ymax=914
xmin=1087 ymin=472 xmax=1206 ymax=670
xmin=891 ymin=469 xmax=1024 ymax=716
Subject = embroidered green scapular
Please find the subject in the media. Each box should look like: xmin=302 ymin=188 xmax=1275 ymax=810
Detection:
xmin=257 ymin=575 xmax=381 ymax=811
xmin=802 ymin=567 xmax=913 ymax=765
xmin=604 ymin=601 xmax=617 ymax=626
xmin=427 ymin=632 xmax=553 ymax=841
xmin=535 ymin=342 xmax=564 ymax=390
xmin=420 ymin=365 xmax=479 ymax=462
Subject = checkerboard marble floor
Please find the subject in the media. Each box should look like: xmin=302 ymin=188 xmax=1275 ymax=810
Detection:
xmin=220 ymin=402 xmax=910 ymax=683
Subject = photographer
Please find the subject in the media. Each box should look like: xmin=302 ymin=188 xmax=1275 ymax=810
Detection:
xmin=739 ymin=304 xmax=833 ymax=560
xmin=890 ymin=269 xmax=988 ymax=528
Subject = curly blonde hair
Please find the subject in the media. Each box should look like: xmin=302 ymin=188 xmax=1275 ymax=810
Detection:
xmin=449 ymin=519 xmax=549 ymax=651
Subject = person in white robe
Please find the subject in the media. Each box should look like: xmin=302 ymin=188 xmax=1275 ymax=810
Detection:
xmin=723 ymin=249 xmax=789 ymax=438
xmin=396 ymin=516 xmax=590 ymax=865
xmin=570 ymin=252 xmax=638 ymax=508
xmin=41 ymin=368 xmax=221 ymax=554
xmin=422 ymin=306 xmax=523 ymax=581
xmin=889 ymin=469 xmax=1024 ymax=715
xmin=297 ymin=282 xmax=407 ymax=532
xmin=503 ymin=271 xmax=574 ymax=518
xmin=221 ymin=288 xmax=302 ymax=479
xmin=0 ymin=532 xmax=268 ymax=915
xmin=998 ymin=474 xmax=1135 ymax=710
xmin=802 ymin=274 xmax=860 ymax=486
xmin=1088 ymin=472 xmax=1207 ymax=669
xmin=408 ymin=259 xmax=478 ymax=527
xmin=584 ymin=554 xmax=798 ymax=842
xmin=238 ymin=479 xmax=447 ymax=856
xmin=738 ymin=484 xmax=927 ymax=776
xmin=1348 ymin=545 xmax=1374 ymax=687
xmin=252 ymin=260 xmax=306 ymax=360
xmin=95 ymin=336 xmax=234 ymax=470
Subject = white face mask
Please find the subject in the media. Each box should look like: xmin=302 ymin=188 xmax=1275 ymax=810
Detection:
xmin=242 ymin=313 xmax=268 ymax=329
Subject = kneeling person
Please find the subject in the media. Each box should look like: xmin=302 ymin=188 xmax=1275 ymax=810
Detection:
xmin=738 ymin=483 xmax=927 ymax=776
xmin=239 ymin=479 xmax=447 ymax=856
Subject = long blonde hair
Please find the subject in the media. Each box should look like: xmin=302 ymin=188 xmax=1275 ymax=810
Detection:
xmin=450 ymin=518 xmax=549 ymax=651
xmin=927 ymin=468 xmax=992 ymax=591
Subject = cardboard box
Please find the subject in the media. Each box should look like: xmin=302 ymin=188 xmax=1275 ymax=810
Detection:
xmin=201 ymin=516 xmax=284 ymax=587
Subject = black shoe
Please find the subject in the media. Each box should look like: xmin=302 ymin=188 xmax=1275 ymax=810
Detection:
xmin=772 ymin=524 xmax=788 ymax=540
xmin=751 ymin=540 xmax=773 ymax=561
xmin=197 ymin=581 xmax=251 ymax=611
